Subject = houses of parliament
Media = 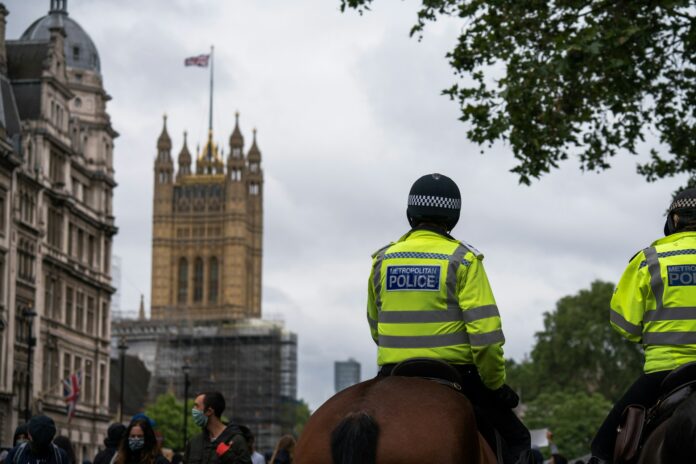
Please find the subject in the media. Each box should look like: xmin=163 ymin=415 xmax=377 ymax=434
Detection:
xmin=114 ymin=117 xmax=297 ymax=451
xmin=150 ymin=114 xmax=263 ymax=322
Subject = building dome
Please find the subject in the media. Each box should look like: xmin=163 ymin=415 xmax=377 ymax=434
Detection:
xmin=20 ymin=1 xmax=100 ymax=73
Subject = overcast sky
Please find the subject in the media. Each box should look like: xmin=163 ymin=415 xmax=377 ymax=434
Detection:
xmin=6 ymin=0 xmax=691 ymax=411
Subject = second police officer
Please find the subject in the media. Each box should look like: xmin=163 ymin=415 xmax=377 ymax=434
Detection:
xmin=589 ymin=187 xmax=696 ymax=463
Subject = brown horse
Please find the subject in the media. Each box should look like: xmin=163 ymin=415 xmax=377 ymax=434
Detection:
xmin=295 ymin=376 xmax=497 ymax=464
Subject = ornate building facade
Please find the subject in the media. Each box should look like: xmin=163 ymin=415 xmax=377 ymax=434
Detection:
xmin=110 ymin=81 xmax=298 ymax=452
xmin=151 ymin=116 xmax=263 ymax=321
xmin=0 ymin=1 xmax=116 ymax=455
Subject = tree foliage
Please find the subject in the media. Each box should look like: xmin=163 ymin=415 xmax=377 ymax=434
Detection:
xmin=341 ymin=0 xmax=696 ymax=185
xmin=145 ymin=394 xmax=199 ymax=452
xmin=280 ymin=399 xmax=311 ymax=437
xmin=527 ymin=280 xmax=644 ymax=402
xmin=525 ymin=391 xmax=611 ymax=459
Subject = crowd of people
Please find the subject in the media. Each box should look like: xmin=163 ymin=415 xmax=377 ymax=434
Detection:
xmin=0 ymin=391 xmax=295 ymax=464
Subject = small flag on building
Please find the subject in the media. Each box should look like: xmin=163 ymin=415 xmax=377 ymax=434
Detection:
xmin=184 ymin=54 xmax=210 ymax=67
xmin=63 ymin=370 xmax=82 ymax=422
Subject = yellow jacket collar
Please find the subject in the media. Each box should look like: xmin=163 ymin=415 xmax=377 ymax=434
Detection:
xmin=652 ymin=231 xmax=696 ymax=246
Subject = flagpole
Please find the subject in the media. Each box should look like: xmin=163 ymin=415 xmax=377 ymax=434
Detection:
xmin=209 ymin=45 xmax=214 ymax=133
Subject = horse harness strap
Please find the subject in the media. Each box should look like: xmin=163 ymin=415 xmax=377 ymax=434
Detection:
xmin=420 ymin=377 xmax=462 ymax=391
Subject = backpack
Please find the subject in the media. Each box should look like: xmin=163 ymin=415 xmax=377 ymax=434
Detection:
xmin=12 ymin=443 xmax=65 ymax=464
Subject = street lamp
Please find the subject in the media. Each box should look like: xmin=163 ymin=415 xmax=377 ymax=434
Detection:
xmin=182 ymin=361 xmax=191 ymax=450
xmin=23 ymin=307 xmax=37 ymax=421
xmin=23 ymin=307 xmax=37 ymax=422
xmin=117 ymin=336 xmax=128 ymax=423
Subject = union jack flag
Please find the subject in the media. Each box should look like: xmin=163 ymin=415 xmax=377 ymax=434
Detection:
xmin=63 ymin=370 xmax=82 ymax=422
xmin=184 ymin=54 xmax=210 ymax=67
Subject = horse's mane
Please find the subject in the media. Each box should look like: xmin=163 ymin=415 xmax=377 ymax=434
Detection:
xmin=330 ymin=411 xmax=379 ymax=464
xmin=662 ymin=391 xmax=696 ymax=462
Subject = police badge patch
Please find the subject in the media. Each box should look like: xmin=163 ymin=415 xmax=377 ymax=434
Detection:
xmin=667 ymin=265 xmax=696 ymax=286
xmin=386 ymin=265 xmax=440 ymax=291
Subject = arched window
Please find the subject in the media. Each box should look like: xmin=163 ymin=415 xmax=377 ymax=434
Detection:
xmin=177 ymin=258 xmax=188 ymax=304
xmin=209 ymin=257 xmax=218 ymax=303
xmin=193 ymin=257 xmax=204 ymax=303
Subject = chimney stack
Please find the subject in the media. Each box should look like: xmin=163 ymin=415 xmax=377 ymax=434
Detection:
xmin=0 ymin=4 xmax=9 ymax=75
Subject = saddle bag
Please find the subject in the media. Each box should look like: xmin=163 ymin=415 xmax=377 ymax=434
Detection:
xmin=613 ymin=404 xmax=646 ymax=464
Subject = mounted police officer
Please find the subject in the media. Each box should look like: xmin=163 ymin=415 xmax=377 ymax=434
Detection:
xmin=367 ymin=173 xmax=532 ymax=464
xmin=589 ymin=187 xmax=696 ymax=463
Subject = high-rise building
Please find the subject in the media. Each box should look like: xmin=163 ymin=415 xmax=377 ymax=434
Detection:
xmin=0 ymin=1 xmax=116 ymax=455
xmin=335 ymin=358 xmax=361 ymax=392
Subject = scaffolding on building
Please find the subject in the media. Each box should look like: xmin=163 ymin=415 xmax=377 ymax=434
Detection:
xmin=112 ymin=317 xmax=297 ymax=452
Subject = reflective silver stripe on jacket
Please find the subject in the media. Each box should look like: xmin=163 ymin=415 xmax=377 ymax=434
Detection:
xmin=643 ymin=246 xmax=665 ymax=310
xmin=642 ymin=331 xmax=696 ymax=345
xmin=367 ymin=315 xmax=378 ymax=331
xmin=610 ymin=309 xmax=642 ymax=337
xmin=378 ymin=308 xmax=463 ymax=324
xmin=378 ymin=332 xmax=470 ymax=348
xmin=446 ymin=245 xmax=469 ymax=310
xmin=372 ymin=249 xmax=387 ymax=312
xmin=462 ymin=304 xmax=500 ymax=323
xmin=644 ymin=307 xmax=696 ymax=322
xmin=469 ymin=330 xmax=505 ymax=346
xmin=379 ymin=304 xmax=500 ymax=324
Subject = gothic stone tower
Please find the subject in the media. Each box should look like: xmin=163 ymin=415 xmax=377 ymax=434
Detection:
xmin=151 ymin=113 xmax=263 ymax=321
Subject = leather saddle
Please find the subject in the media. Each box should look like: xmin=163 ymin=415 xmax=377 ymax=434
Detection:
xmin=390 ymin=358 xmax=504 ymax=463
xmin=614 ymin=361 xmax=696 ymax=463
xmin=391 ymin=358 xmax=463 ymax=391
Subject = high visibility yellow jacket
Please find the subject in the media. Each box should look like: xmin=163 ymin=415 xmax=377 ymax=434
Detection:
xmin=611 ymin=231 xmax=696 ymax=373
xmin=367 ymin=228 xmax=506 ymax=390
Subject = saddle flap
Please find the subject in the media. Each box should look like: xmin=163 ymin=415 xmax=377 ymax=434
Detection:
xmin=613 ymin=404 xmax=645 ymax=464
xmin=391 ymin=358 xmax=463 ymax=385
xmin=659 ymin=361 xmax=696 ymax=395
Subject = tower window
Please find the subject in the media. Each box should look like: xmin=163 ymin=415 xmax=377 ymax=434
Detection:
xmin=73 ymin=46 xmax=80 ymax=61
xmin=178 ymin=258 xmax=188 ymax=304
xmin=193 ymin=257 xmax=204 ymax=303
xmin=209 ymin=257 xmax=219 ymax=303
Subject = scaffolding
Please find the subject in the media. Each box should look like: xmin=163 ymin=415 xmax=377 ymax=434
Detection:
xmin=113 ymin=318 xmax=297 ymax=452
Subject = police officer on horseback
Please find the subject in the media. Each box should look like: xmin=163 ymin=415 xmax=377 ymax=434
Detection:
xmin=367 ymin=173 xmax=532 ymax=464
xmin=589 ymin=187 xmax=696 ymax=463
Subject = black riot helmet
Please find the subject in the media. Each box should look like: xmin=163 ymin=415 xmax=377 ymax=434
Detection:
xmin=664 ymin=187 xmax=696 ymax=236
xmin=407 ymin=173 xmax=461 ymax=231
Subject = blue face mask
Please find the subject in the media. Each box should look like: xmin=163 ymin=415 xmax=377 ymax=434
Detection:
xmin=192 ymin=408 xmax=208 ymax=428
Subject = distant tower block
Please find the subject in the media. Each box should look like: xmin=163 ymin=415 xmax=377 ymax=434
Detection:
xmin=335 ymin=358 xmax=361 ymax=392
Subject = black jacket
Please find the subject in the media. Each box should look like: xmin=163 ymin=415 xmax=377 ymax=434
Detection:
xmin=184 ymin=425 xmax=251 ymax=464
xmin=92 ymin=448 xmax=117 ymax=464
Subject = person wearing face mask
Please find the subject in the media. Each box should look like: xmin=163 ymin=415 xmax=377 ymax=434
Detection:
xmin=4 ymin=416 xmax=67 ymax=464
xmin=0 ymin=423 xmax=29 ymax=463
xmin=113 ymin=419 xmax=168 ymax=464
xmin=184 ymin=391 xmax=251 ymax=464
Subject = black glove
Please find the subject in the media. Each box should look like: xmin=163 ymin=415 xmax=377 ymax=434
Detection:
xmin=495 ymin=384 xmax=519 ymax=408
